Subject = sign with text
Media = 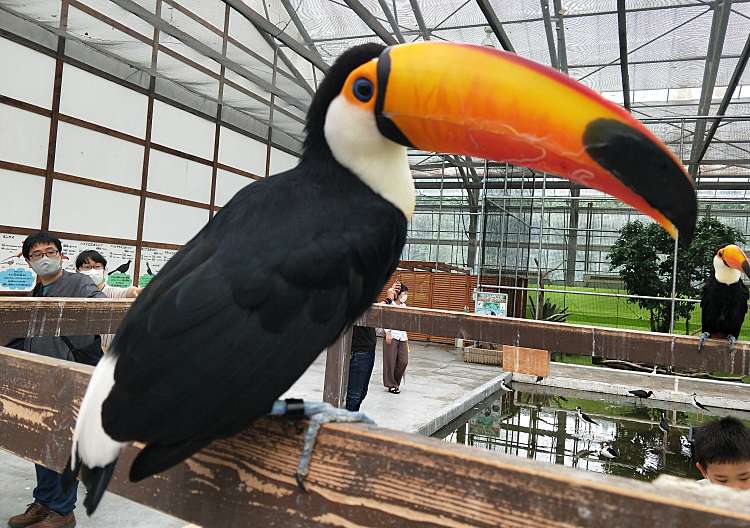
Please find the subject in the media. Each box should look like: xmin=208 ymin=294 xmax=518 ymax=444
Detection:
xmin=0 ymin=233 xmax=35 ymax=292
xmin=474 ymin=291 xmax=508 ymax=317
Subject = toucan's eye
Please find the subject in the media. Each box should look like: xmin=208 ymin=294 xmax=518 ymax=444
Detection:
xmin=353 ymin=78 xmax=374 ymax=102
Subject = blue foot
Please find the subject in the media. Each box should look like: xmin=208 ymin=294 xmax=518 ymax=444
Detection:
xmin=268 ymin=399 xmax=375 ymax=491
xmin=698 ymin=332 xmax=710 ymax=354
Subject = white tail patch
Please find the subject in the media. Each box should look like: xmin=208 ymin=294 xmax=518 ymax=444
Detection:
xmin=71 ymin=353 xmax=124 ymax=470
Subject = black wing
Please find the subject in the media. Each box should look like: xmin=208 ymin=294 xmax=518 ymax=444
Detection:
xmin=103 ymin=166 xmax=406 ymax=453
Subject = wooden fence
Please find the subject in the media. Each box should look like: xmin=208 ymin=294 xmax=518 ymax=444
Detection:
xmin=2 ymin=345 xmax=750 ymax=527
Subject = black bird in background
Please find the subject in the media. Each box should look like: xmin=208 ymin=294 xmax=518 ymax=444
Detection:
xmin=108 ymin=260 xmax=131 ymax=275
xmin=629 ymin=389 xmax=654 ymax=399
xmin=659 ymin=412 xmax=670 ymax=435
xmin=66 ymin=41 xmax=698 ymax=516
xmin=576 ymin=406 xmax=599 ymax=426
xmin=691 ymin=393 xmax=711 ymax=413
xmin=699 ymin=244 xmax=750 ymax=352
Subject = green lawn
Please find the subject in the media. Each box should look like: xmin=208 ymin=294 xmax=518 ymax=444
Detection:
xmin=526 ymin=284 xmax=750 ymax=341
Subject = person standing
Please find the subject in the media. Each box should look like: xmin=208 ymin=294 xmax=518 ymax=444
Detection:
xmin=345 ymin=280 xmax=400 ymax=411
xmin=6 ymin=233 xmax=105 ymax=528
xmin=383 ymin=283 xmax=409 ymax=394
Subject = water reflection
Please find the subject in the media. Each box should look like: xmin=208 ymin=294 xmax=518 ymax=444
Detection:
xmin=433 ymin=387 xmax=747 ymax=482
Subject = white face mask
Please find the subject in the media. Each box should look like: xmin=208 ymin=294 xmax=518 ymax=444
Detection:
xmin=398 ymin=294 xmax=408 ymax=303
xmin=81 ymin=268 xmax=105 ymax=287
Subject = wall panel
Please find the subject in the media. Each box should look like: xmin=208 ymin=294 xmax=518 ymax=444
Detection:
xmin=142 ymin=199 xmax=209 ymax=245
xmin=0 ymin=170 xmax=45 ymax=229
xmin=0 ymin=36 xmax=55 ymax=108
xmin=148 ymin=149 xmax=212 ymax=203
xmin=151 ymin=100 xmax=215 ymax=159
xmin=55 ymin=122 xmax=144 ymax=188
xmin=60 ymin=64 xmax=148 ymax=138
xmin=48 ymin=180 xmax=140 ymax=240
xmin=0 ymin=105 xmax=50 ymax=168
xmin=214 ymin=168 xmax=253 ymax=207
xmin=269 ymin=148 xmax=299 ymax=175
xmin=218 ymin=126 xmax=266 ymax=176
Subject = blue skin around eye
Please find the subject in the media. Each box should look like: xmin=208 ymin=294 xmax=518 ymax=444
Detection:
xmin=353 ymin=78 xmax=373 ymax=101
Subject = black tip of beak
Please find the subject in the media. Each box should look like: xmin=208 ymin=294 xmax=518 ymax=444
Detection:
xmin=583 ymin=119 xmax=697 ymax=248
xmin=742 ymin=260 xmax=750 ymax=278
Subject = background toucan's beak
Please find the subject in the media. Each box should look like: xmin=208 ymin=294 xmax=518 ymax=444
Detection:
xmin=722 ymin=245 xmax=750 ymax=276
xmin=374 ymin=42 xmax=697 ymax=246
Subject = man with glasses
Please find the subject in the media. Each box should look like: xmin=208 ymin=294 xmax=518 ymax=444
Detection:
xmin=6 ymin=232 xmax=104 ymax=528
xmin=75 ymin=249 xmax=140 ymax=350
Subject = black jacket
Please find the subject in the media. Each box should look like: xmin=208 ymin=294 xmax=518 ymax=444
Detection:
xmin=351 ymin=325 xmax=376 ymax=352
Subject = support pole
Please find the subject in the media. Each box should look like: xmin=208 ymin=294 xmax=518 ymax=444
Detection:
xmin=323 ymin=327 xmax=353 ymax=407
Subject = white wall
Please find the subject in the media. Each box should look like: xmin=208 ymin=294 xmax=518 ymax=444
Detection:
xmin=0 ymin=18 xmax=299 ymax=289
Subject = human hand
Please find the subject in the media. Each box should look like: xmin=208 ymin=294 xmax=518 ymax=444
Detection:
xmin=126 ymin=286 xmax=142 ymax=298
xmin=386 ymin=280 xmax=401 ymax=301
xmin=385 ymin=333 xmax=393 ymax=345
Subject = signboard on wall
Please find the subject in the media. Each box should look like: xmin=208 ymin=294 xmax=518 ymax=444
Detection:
xmin=474 ymin=291 xmax=508 ymax=317
xmin=0 ymin=234 xmax=179 ymax=292
xmin=0 ymin=233 xmax=35 ymax=292
xmin=60 ymin=239 xmax=136 ymax=288
xmin=139 ymin=246 xmax=179 ymax=287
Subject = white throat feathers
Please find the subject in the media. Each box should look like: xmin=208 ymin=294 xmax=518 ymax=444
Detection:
xmin=714 ymin=254 xmax=742 ymax=285
xmin=324 ymin=95 xmax=416 ymax=219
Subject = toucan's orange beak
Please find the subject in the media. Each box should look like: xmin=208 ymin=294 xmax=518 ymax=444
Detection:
xmin=367 ymin=42 xmax=697 ymax=246
xmin=719 ymin=245 xmax=750 ymax=276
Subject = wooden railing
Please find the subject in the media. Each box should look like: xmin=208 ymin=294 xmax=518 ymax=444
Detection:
xmin=2 ymin=346 xmax=750 ymax=527
xmin=2 ymin=297 xmax=748 ymax=376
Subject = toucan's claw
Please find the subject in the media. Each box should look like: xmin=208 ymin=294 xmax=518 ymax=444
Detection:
xmin=268 ymin=399 xmax=375 ymax=492
xmin=698 ymin=332 xmax=710 ymax=354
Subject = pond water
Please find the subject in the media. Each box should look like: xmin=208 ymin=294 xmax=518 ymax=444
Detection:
xmin=432 ymin=384 xmax=750 ymax=482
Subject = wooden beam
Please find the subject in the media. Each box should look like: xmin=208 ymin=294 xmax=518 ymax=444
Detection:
xmin=0 ymin=298 xmax=131 ymax=337
xmin=358 ymin=305 xmax=750 ymax=375
xmin=40 ymin=0 xmax=69 ymax=231
xmin=322 ymin=326 xmax=353 ymax=407
xmin=2 ymin=298 xmax=749 ymax=374
xmin=2 ymin=347 xmax=750 ymax=527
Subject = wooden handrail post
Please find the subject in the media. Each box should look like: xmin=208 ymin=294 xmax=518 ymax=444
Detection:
xmin=322 ymin=326 xmax=352 ymax=407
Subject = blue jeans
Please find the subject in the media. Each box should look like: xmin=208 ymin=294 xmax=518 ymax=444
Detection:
xmin=33 ymin=465 xmax=78 ymax=514
xmin=346 ymin=349 xmax=375 ymax=412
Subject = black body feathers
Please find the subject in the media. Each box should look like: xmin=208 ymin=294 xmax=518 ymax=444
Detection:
xmin=701 ymin=275 xmax=749 ymax=338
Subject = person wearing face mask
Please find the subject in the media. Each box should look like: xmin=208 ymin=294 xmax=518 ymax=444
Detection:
xmin=383 ymin=283 xmax=409 ymax=394
xmin=4 ymin=233 xmax=105 ymax=528
xmin=75 ymin=250 xmax=141 ymax=351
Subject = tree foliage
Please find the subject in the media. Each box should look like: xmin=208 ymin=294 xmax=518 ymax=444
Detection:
xmin=608 ymin=217 xmax=745 ymax=333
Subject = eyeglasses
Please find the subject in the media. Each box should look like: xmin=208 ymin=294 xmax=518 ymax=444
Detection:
xmin=79 ymin=263 xmax=104 ymax=271
xmin=29 ymin=249 xmax=60 ymax=260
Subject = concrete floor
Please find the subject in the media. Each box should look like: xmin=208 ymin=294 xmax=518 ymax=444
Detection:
xmin=1 ymin=340 xmax=501 ymax=527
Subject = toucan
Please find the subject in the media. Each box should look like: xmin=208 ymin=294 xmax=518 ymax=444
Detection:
xmin=67 ymin=42 xmax=697 ymax=515
xmin=699 ymin=244 xmax=750 ymax=351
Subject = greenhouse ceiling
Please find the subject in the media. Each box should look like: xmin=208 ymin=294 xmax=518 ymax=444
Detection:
xmin=1 ymin=0 xmax=749 ymax=183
